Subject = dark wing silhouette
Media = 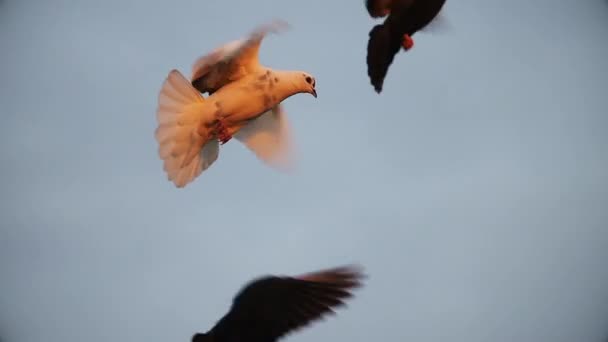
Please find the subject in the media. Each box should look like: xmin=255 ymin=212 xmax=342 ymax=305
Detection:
xmin=366 ymin=23 xmax=402 ymax=93
xmin=208 ymin=265 xmax=364 ymax=342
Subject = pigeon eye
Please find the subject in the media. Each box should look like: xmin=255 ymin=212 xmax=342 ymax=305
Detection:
xmin=305 ymin=76 xmax=312 ymax=84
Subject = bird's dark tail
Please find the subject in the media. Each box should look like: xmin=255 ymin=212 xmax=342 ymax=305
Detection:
xmin=192 ymin=333 xmax=212 ymax=342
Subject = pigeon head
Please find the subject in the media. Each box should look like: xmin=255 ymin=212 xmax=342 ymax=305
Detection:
xmin=300 ymin=73 xmax=317 ymax=98
xmin=270 ymin=70 xmax=318 ymax=101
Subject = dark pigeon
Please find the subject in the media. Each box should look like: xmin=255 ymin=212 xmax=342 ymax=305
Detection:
xmin=365 ymin=0 xmax=447 ymax=93
xmin=191 ymin=265 xmax=365 ymax=342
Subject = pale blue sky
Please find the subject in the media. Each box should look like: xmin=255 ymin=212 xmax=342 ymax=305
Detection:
xmin=1 ymin=0 xmax=608 ymax=341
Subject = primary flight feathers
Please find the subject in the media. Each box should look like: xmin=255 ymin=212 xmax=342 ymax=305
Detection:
xmin=154 ymin=20 xmax=317 ymax=188
xmin=191 ymin=265 xmax=365 ymax=342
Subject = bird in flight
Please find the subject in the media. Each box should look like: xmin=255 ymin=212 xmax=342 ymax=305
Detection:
xmin=191 ymin=265 xmax=365 ymax=342
xmin=365 ymin=0 xmax=447 ymax=93
xmin=154 ymin=20 xmax=317 ymax=188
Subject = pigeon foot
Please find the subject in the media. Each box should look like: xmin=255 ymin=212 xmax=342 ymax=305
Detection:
xmin=216 ymin=119 xmax=232 ymax=144
xmin=402 ymin=34 xmax=414 ymax=50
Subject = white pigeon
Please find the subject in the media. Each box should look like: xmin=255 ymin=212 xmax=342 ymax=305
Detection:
xmin=154 ymin=20 xmax=317 ymax=188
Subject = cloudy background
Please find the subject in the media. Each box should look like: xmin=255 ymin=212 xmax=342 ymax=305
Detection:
xmin=1 ymin=0 xmax=608 ymax=341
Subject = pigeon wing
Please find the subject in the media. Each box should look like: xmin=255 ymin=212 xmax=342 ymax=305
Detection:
xmin=233 ymin=104 xmax=295 ymax=172
xmin=191 ymin=20 xmax=289 ymax=94
xmin=209 ymin=266 xmax=364 ymax=342
xmin=366 ymin=23 xmax=402 ymax=93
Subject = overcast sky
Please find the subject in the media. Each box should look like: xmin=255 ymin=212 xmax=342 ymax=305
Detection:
xmin=1 ymin=0 xmax=608 ymax=341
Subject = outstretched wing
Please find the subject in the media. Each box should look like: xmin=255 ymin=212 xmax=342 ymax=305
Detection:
xmin=234 ymin=104 xmax=295 ymax=172
xmin=191 ymin=20 xmax=289 ymax=94
xmin=366 ymin=23 xmax=402 ymax=93
xmin=209 ymin=265 xmax=365 ymax=342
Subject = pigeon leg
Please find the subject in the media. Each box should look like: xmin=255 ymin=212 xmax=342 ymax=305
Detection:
xmin=215 ymin=119 xmax=232 ymax=144
xmin=402 ymin=34 xmax=414 ymax=50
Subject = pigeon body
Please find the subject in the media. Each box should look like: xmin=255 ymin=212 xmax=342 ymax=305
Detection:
xmin=191 ymin=265 xmax=365 ymax=342
xmin=365 ymin=0 xmax=447 ymax=93
xmin=154 ymin=21 xmax=317 ymax=188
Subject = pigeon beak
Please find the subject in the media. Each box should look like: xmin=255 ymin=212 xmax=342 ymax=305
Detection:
xmin=311 ymin=89 xmax=317 ymax=98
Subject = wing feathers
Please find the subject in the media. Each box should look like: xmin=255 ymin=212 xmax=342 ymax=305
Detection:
xmin=234 ymin=105 xmax=295 ymax=172
xmin=366 ymin=24 xmax=402 ymax=93
xmin=210 ymin=265 xmax=364 ymax=341
xmin=190 ymin=20 xmax=289 ymax=94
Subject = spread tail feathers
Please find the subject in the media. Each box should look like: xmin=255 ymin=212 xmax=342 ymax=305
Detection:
xmin=154 ymin=69 xmax=219 ymax=188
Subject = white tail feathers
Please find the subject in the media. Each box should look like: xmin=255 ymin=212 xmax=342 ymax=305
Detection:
xmin=155 ymin=69 xmax=219 ymax=188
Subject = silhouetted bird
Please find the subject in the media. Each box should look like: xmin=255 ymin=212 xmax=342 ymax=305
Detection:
xmin=365 ymin=0 xmax=447 ymax=93
xmin=191 ymin=265 xmax=365 ymax=342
